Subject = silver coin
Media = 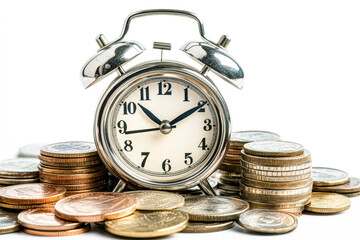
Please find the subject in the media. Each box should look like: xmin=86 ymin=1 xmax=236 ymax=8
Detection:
xmin=231 ymin=131 xmax=280 ymax=144
xmin=241 ymin=159 xmax=312 ymax=172
xmin=242 ymin=166 xmax=311 ymax=177
xmin=178 ymin=196 xmax=249 ymax=222
xmin=313 ymin=177 xmax=360 ymax=193
xmin=18 ymin=144 xmax=45 ymax=158
xmin=244 ymin=141 xmax=304 ymax=157
xmin=0 ymin=208 xmax=20 ymax=234
xmin=237 ymin=209 xmax=297 ymax=233
xmin=0 ymin=158 xmax=40 ymax=178
xmin=40 ymin=141 xmax=97 ymax=157
xmin=312 ymin=167 xmax=350 ymax=186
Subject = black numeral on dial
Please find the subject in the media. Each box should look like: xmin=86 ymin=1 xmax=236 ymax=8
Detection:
xmin=158 ymin=82 xmax=172 ymax=95
xmin=140 ymin=86 xmax=150 ymax=101
xmin=184 ymin=153 xmax=193 ymax=165
xmin=162 ymin=159 xmax=171 ymax=172
xmin=117 ymin=120 xmax=127 ymax=134
xmin=123 ymin=102 xmax=136 ymax=115
xmin=197 ymin=100 xmax=206 ymax=112
xmin=203 ymin=119 xmax=212 ymax=131
xmin=141 ymin=152 xmax=150 ymax=168
xmin=198 ymin=138 xmax=208 ymax=150
xmin=183 ymin=87 xmax=190 ymax=102
xmin=124 ymin=140 xmax=133 ymax=152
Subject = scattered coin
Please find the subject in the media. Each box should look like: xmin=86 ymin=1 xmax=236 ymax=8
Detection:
xmin=0 ymin=209 xmax=20 ymax=234
xmin=45 ymin=181 xmax=107 ymax=191
xmin=41 ymin=141 xmax=98 ymax=158
xmin=0 ymin=177 xmax=39 ymax=185
xmin=0 ymin=201 xmax=56 ymax=210
xmin=244 ymin=141 xmax=304 ymax=157
xmin=23 ymin=223 xmax=91 ymax=237
xmin=182 ymin=221 xmax=235 ymax=233
xmin=125 ymin=191 xmax=184 ymax=210
xmin=312 ymin=167 xmax=350 ymax=186
xmin=241 ymin=149 xmax=311 ymax=166
xmin=18 ymin=144 xmax=45 ymax=158
xmin=230 ymin=131 xmax=280 ymax=148
xmin=305 ymin=192 xmax=351 ymax=213
xmin=343 ymin=192 xmax=360 ymax=198
xmin=0 ymin=158 xmax=40 ymax=179
xmin=312 ymin=177 xmax=360 ymax=193
xmin=0 ymin=183 xmax=66 ymax=204
xmin=237 ymin=209 xmax=297 ymax=233
xmin=105 ymin=210 xmax=189 ymax=238
xmin=178 ymin=196 xmax=249 ymax=222
xmin=18 ymin=208 xmax=83 ymax=231
xmin=55 ymin=192 xmax=137 ymax=222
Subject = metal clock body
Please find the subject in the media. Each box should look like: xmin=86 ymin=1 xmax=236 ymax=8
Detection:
xmin=80 ymin=9 xmax=244 ymax=195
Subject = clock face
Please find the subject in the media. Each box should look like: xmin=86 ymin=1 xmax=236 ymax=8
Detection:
xmin=106 ymin=73 xmax=221 ymax=182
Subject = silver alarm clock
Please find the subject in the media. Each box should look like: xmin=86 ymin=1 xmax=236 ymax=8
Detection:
xmin=80 ymin=9 xmax=244 ymax=195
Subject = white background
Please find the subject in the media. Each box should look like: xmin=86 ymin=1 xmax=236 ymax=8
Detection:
xmin=1 ymin=0 xmax=360 ymax=239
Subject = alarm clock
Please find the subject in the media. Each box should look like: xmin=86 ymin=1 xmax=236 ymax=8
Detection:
xmin=80 ymin=9 xmax=244 ymax=195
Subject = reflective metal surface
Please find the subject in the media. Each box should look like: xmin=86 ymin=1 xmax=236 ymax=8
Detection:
xmin=181 ymin=41 xmax=244 ymax=89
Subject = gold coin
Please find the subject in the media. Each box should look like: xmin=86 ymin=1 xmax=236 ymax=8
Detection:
xmin=343 ymin=192 xmax=360 ymax=198
xmin=40 ymin=159 xmax=101 ymax=167
xmin=241 ymin=159 xmax=312 ymax=172
xmin=55 ymin=192 xmax=137 ymax=222
xmin=0 ymin=158 xmax=40 ymax=179
xmin=39 ymin=170 xmax=106 ymax=180
xmin=218 ymin=162 xmax=241 ymax=173
xmin=105 ymin=210 xmax=188 ymax=238
xmin=242 ymin=166 xmax=311 ymax=177
xmin=23 ymin=223 xmax=91 ymax=236
xmin=40 ymin=176 xmax=105 ymax=185
xmin=125 ymin=191 xmax=184 ymax=210
xmin=241 ymin=183 xmax=312 ymax=196
xmin=305 ymin=192 xmax=351 ymax=213
xmin=40 ymin=142 xmax=98 ymax=158
xmin=38 ymin=154 xmax=100 ymax=163
xmin=241 ymin=149 xmax=311 ymax=166
xmin=241 ymin=177 xmax=313 ymax=190
xmin=242 ymin=171 xmax=312 ymax=182
xmin=178 ymin=196 xmax=249 ymax=222
xmin=0 ymin=201 xmax=56 ymax=210
xmin=230 ymin=131 xmax=280 ymax=148
xmin=0 ymin=183 xmax=66 ymax=204
xmin=0 ymin=177 xmax=39 ymax=185
xmin=182 ymin=221 xmax=235 ymax=233
xmin=45 ymin=181 xmax=107 ymax=191
xmin=247 ymin=197 xmax=311 ymax=209
xmin=237 ymin=209 xmax=297 ymax=233
xmin=18 ymin=208 xmax=83 ymax=231
xmin=241 ymin=191 xmax=311 ymax=203
xmin=244 ymin=141 xmax=304 ymax=157
xmin=38 ymin=165 xmax=105 ymax=174
xmin=312 ymin=177 xmax=360 ymax=193
xmin=0 ymin=209 xmax=20 ymax=234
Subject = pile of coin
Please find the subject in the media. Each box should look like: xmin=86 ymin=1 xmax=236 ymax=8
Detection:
xmin=240 ymin=141 xmax=312 ymax=215
xmin=217 ymin=131 xmax=280 ymax=196
xmin=0 ymin=183 xmax=66 ymax=210
xmin=0 ymin=157 xmax=40 ymax=186
xmin=38 ymin=141 xmax=108 ymax=196
xmin=0 ymin=209 xmax=20 ymax=234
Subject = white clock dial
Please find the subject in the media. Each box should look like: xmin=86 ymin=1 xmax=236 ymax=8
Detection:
xmin=107 ymin=75 xmax=220 ymax=182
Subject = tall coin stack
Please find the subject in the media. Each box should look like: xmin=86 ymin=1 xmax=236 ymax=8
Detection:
xmin=38 ymin=141 xmax=108 ymax=196
xmin=216 ymin=131 xmax=280 ymax=197
xmin=240 ymin=141 xmax=312 ymax=215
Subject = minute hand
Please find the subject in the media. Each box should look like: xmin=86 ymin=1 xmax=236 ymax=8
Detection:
xmin=170 ymin=101 xmax=207 ymax=125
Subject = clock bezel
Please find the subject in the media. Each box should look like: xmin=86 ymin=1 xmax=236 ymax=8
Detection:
xmin=94 ymin=61 xmax=231 ymax=191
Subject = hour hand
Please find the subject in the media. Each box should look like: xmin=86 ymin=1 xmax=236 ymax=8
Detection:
xmin=137 ymin=103 xmax=162 ymax=125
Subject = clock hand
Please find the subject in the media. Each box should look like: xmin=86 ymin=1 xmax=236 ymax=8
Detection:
xmin=125 ymin=126 xmax=176 ymax=135
xmin=137 ymin=103 xmax=162 ymax=125
xmin=169 ymin=101 xmax=207 ymax=125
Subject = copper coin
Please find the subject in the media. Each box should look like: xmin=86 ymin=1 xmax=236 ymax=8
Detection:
xmin=40 ymin=159 xmax=101 ymax=167
xmin=0 ymin=183 xmax=66 ymax=204
xmin=23 ymin=223 xmax=91 ymax=236
xmin=227 ymin=149 xmax=243 ymax=155
xmin=38 ymin=165 xmax=105 ymax=174
xmin=218 ymin=162 xmax=242 ymax=173
xmin=18 ymin=208 xmax=83 ymax=231
xmin=41 ymin=142 xmax=98 ymax=158
xmin=65 ymin=187 xmax=107 ymax=196
xmin=39 ymin=163 xmax=102 ymax=170
xmin=38 ymin=154 xmax=100 ymax=163
xmin=40 ymin=176 xmax=105 ymax=185
xmin=55 ymin=192 xmax=137 ymax=222
xmin=45 ymin=181 xmax=107 ymax=191
xmin=39 ymin=170 xmax=106 ymax=180
xmin=0 ymin=201 xmax=56 ymax=210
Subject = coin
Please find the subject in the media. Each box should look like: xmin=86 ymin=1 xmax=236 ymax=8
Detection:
xmin=242 ymin=177 xmax=313 ymax=190
xmin=0 ymin=183 xmax=66 ymax=204
xmin=0 ymin=158 xmax=40 ymax=179
xmin=241 ymin=190 xmax=311 ymax=203
xmin=244 ymin=141 xmax=304 ymax=157
xmin=312 ymin=167 xmax=350 ymax=186
xmin=0 ymin=209 xmax=20 ymax=234
xmin=237 ymin=209 xmax=297 ymax=233
xmin=182 ymin=221 xmax=235 ymax=233
xmin=242 ymin=171 xmax=311 ymax=182
xmin=230 ymin=131 xmax=280 ymax=148
xmin=218 ymin=162 xmax=242 ymax=173
xmin=40 ymin=176 xmax=104 ymax=184
xmin=39 ymin=170 xmax=106 ymax=180
xmin=242 ymin=166 xmax=311 ymax=177
xmin=18 ymin=208 xmax=83 ymax=231
xmin=65 ymin=187 xmax=107 ymax=196
xmin=305 ymin=192 xmax=351 ymax=213
xmin=41 ymin=142 xmax=98 ymax=158
xmin=217 ymin=189 xmax=240 ymax=196
xmin=312 ymin=177 xmax=360 ymax=193
xmin=23 ymin=223 xmax=91 ymax=236
xmin=247 ymin=197 xmax=311 ymax=209
xmin=0 ymin=201 xmax=56 ymax=210
xmin=105 ymin=210 xmax=188 ymax=238
xmin=45 ymin=181 xmax=107 ymax=191
xmin=125 ymin=191 xmax=184 ymax=210
xmin=40 ymin=159 xmax=102 ymax=167
xmin=18 ymin=144 xmax=45 ymax=158
xmin=217 ymin=170 xmax=241 ymax=178
xmin=178 ymin=196 xmax=249 ymax=222
xmin=241 ymin=159 xmax=312 ymax=172
xmin=227 ymin=149 xmax=242 ymax=155
xmin=218 ymin=183 xmax=240 ymax=192
xmin=55 ymin=192 xmax=137 ymax=222
xmin=38 ymin=165 xmax=105 ymax=174
xmin=0 ymin=177 xmax=39 ymax=185
xmin=343 ymin=192 xmax=360 ymax=198
xmin=223 ymin=153 xmax=241 ymax=161
xmin=241 ymin=183 xmax=312 ymax=196
xmin=38 ymin=154 xmax=100 ymax=163
xmin=219 ymin=176 xmax=240 ymax=186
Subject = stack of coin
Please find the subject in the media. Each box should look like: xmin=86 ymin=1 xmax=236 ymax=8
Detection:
xmin=217 ymin=131 xmax=281 ymax=197
xmin=240 ymin=141 xmax=312 ymax=215
xmin=0 ymin=158 xmax=40 ymax=186
xmin=311 ymin=167 xmax=360 ymax=198
xmin=0 ymin=183 xmax=66 ymax=210
xmin=38 ymin=141 xmax=108 ymax=196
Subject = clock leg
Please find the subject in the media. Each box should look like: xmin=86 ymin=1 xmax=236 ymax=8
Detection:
xmin=198 ymin=178 xmax=217 ymax=196
xmin=112 ymin=179 xmax=127 ymax=193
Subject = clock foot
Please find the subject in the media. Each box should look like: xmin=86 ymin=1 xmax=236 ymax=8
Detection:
xmin=199 ymin=179 xmax=217 ymax=196
xmin=112 ymin=179 xmax=127 ymax=193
